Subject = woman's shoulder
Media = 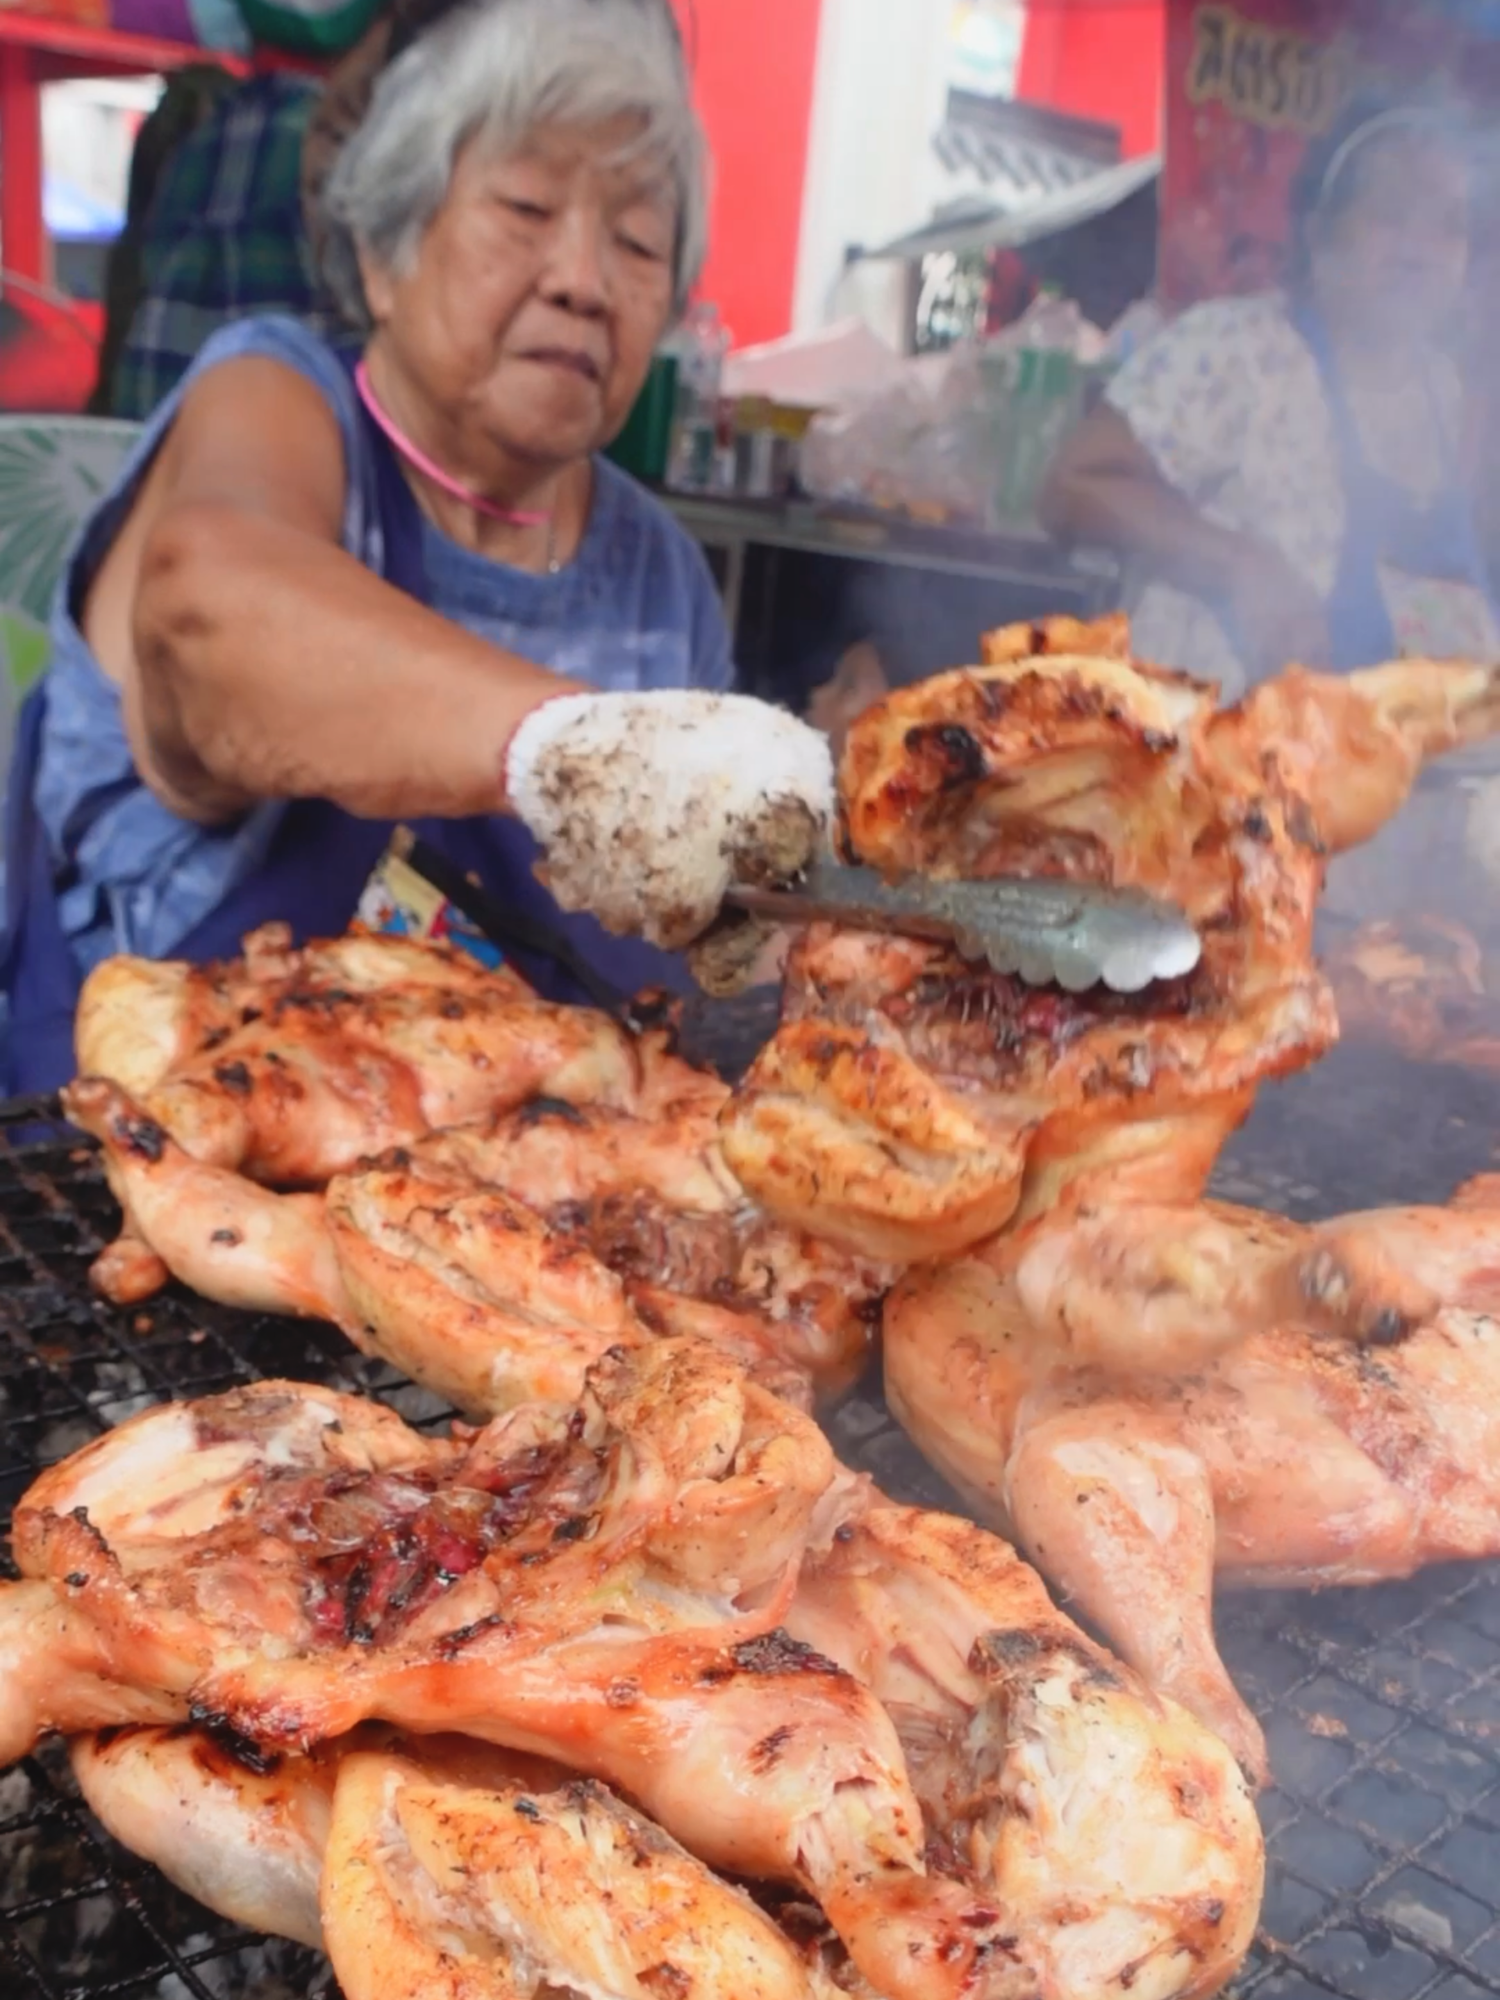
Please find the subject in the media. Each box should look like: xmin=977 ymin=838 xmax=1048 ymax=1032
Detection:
xmin=184 ymin=313 xmax=358 ymax=416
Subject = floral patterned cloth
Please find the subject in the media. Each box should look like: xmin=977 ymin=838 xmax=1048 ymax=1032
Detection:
xmin=1105 ymin=290 xmax=1459 ymax=700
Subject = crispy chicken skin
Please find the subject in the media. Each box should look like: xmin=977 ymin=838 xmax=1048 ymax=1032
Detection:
xmin=64 ymin=1076 xmax=882 ymax=1411
xmin=722 ymin=621 xmax=1500 ymax=1260
xmin=885 ymin=1180 xmax=1500 ymax=1785
xmin=787 ymin=1501 xmax=1262 ymax=2000
xmin=73 ymin=1727 xmax=837 ymax=2000
xmin=5 ymin=1360 xmax=1265 ymax=2000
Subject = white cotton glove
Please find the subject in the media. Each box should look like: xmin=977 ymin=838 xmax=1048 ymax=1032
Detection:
xmin=505 ymin=691 xmax=835 ymax=953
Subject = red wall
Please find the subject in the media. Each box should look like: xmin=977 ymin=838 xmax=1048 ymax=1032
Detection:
xmin=684 ymin=0 xmax=824 ymax=347
xmin=1018 ymin=0 xmax=1166 ymax=157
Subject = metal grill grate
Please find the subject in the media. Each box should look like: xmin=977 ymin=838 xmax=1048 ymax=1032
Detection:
xmin=3 ymin=1050 xmax=1500 ymax=2000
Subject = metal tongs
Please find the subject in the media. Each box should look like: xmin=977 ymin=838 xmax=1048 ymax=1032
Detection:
xmin=728 ymin=858 xmax=1202 ymax=995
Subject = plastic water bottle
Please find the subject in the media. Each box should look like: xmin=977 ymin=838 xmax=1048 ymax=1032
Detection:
xmin=667 ymin=303 xmax=730 ymax=494
xmin=991 ymin=286 xmax=1083 ymax=527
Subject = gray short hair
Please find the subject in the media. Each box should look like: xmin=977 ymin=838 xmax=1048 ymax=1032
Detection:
xmin=323 ymin=0 xmax=709 ymax=328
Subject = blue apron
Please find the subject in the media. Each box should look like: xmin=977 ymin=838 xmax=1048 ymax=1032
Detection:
xmin=1292 ymin=299 xmax=1498 ymax=671
xmin=0 ymin=350 xmax=688 ymax=1097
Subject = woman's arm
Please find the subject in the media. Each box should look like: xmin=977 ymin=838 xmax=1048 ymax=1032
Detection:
xmin=1040 ymin=404 xmax=1251 ymax=596
xmin=1041 ymin=401 xmax=1330 ymax=680
xmin=86 ymin=355 xmax=577 ymax=826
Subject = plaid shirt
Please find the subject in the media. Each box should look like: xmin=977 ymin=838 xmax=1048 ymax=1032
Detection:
xmin=109 ymin=74 xmax=335 ymax=422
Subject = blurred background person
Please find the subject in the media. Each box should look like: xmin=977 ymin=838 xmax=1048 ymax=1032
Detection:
xmin=1043 ymin=97 xmax=1492 ymax=702
xmin=92 ymin=0 xmax=458 ymax=420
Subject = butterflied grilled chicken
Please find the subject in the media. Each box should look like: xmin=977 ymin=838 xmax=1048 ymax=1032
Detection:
xmin=71 ymin=924 xmax=717 ymax=1314
xmin=74 ymin=924 xmax=532 ymax=1101
xmin=0 ymin=1374 xmax=1019 ymax=2000
xmin=3 ymin=1363 xmax=1270 ymax=1999
xmin=74 ymin=1727 xmax=838 ymax=2000
xmin=1 ymin=1358 xmax=835 ymax=1760
xmin=786 ymin=1501 xmax=1263 ymax=2000
xmin=74 ymin=922 xmax=714 ymax=1190
xmin=64 ymin=1077 xmax=884 ymax=1410
xmin=722 ymin=619 xmax=1500 ymax=1260
xmin=884 ymin=1176 xmax=1500 ymax=1784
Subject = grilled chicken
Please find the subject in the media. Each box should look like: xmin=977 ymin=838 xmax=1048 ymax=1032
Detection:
xmin=74 ymin=922 xmax=706 ymax=1188
xmin=74 ymin=925 xmax=529 ymax=1096
xmin=787 ymin=1501 xmax=1263 ymax=2000
xmin=2 ymin=1357 xmax=835 ymax=1757
xmin=70 ymin=925 xmax=702 ymax=1315
xmin=1325 ymin=914 xmax=1500 ymax=1070
xmin=65 ymin=1077 xmax=882 ymax=1410
xmin=326 ymin=1742 xmax=844 ymax=2000
xmin=3 ymin=1360 xmax=1269 ymax=1999
xmin=367 ymin=1100 xmax=887 ymax=1402
xmin=64 ymin=1077 xmax=349 ymax=1323
xmin=722 ymin=620 xmax=1500 ymax=1260
xmin=73 ymin=1727 xmax=837 ymax=2000
xmin=72 ymin=1725 xmax=340 ymax=1950
xmin=0 ymin=1373 xmax=990 ymax=2000
xmin=884 ymin=1180 xmax=1500 ymax=1785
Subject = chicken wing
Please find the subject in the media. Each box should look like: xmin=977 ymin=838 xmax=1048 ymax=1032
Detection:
xmin=63 ymin=1077 xmax=349 ymax=1322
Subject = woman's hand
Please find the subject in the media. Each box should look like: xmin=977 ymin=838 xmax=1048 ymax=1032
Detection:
xmin=1220 ymin=539 xmax=1331 ymax=682
xmin=505 ymin=692 xmax=835 ymax=949
xmin=1044 ymin=403 xmax=1330 ymax=685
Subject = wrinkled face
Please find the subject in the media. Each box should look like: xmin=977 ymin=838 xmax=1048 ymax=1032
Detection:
xmin=363 ymin=118 xmax=679 ymax=468
xmin=1313 ymin=131 xmax=1469 ymax=344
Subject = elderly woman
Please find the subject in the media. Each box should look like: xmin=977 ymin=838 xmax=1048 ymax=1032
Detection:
xmin=3 ymin=0 xmax=831 ymax=1092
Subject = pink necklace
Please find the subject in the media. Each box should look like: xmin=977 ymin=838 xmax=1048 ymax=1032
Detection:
xmin=355 ymin=360 xmax=560 ymax=570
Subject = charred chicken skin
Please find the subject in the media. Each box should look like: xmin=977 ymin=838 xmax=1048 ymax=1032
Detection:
xmin=63 ymin=1074 xmax=884 ymax=1411
xmin=2 ymin=1366 xmax=1265 ymax=2000
xmin=722 ymin=620 xmax=1500 ymax=1261
xmin=73 ymin=1727 xmax=840 ymax=2000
